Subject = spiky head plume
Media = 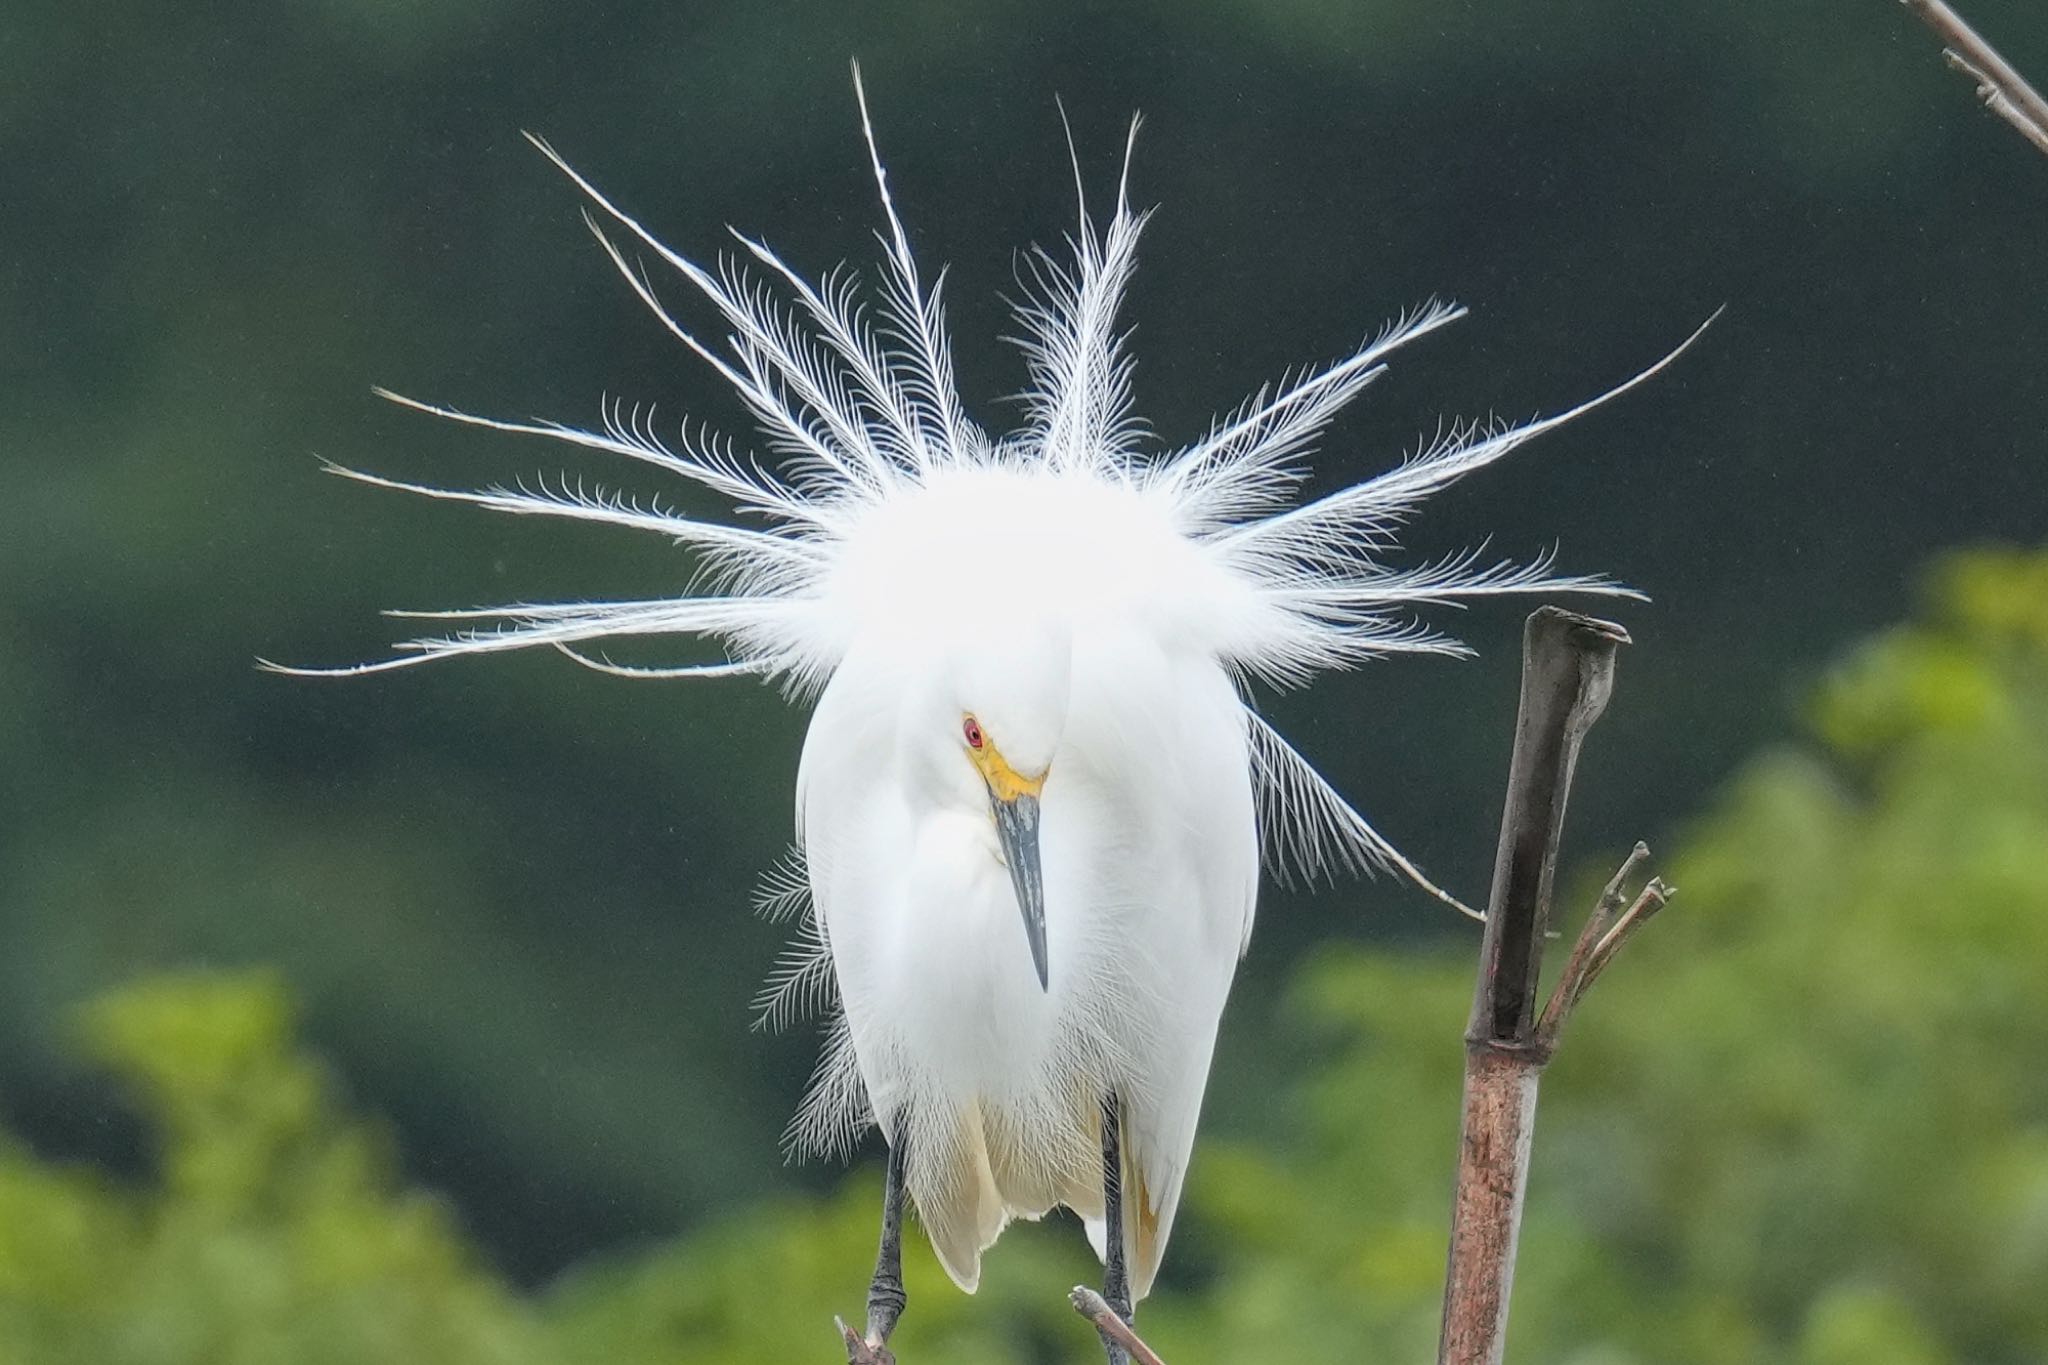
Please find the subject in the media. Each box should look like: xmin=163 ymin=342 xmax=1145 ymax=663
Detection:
xmin=273 ymin=67 xmax=1708 ymax=908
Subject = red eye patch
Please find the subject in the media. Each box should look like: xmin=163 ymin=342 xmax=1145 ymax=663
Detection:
xmin=962 ymin=716 xmax=985 ymax=750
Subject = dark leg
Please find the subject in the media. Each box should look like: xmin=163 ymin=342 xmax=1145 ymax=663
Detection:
xmin=1099 ymin=1093 xmax=1133 ymax=1365
xmin=867 ymin=1127 xmax=910 ymax=1346
xmin=841 ymin=1123 xmax=908 ymax=1365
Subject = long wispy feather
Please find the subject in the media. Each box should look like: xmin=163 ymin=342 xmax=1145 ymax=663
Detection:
xmin=1017 ymin=111 xmax=1150 ymax=473
xmin=276 ymin=71 xmax=1709 ymax=937
xmin=1245 ymin=708 xmax=1478 ymax=918
xmin=1151 ymin=300 xmax=1468 ymax=532
xmin=1220 ymin=310 xmax=1719 ymax=569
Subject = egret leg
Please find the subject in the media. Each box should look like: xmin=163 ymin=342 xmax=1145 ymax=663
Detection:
xmin=840 ymin=1124 xmax=908 ymax=1364
xmin=868 ymin=1127 xmax=909 ymax=1347
xmin=1098 ymin=1093 xmax=1134 ymax=1365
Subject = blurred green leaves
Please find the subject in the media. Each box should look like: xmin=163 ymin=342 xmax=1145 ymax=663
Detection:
xmin=1 ymin=973 xmax=534 ymax=1365
xmin=0 ymin=969 xmax=1092 ymax=1362
xmin=5 ymin=547 xmax=2046 ymax=1360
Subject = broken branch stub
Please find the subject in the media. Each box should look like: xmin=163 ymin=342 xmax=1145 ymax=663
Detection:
xmin=1439 ymin=606 xmax=1668 ymax=1365
xmin=1469 ymin=607 xmax=1627 ymax=1052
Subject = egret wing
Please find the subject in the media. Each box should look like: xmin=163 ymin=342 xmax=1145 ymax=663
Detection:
xmin=1078 ymin=652 xmax=1258 ymax=1299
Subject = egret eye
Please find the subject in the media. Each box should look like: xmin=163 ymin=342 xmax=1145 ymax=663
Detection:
xmin=962 ymin=716 xmax=985 ymax=750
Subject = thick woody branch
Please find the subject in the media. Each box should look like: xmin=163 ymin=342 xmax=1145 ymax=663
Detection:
xmin=1468 ymin=608 xmax=1627 ymax=1053
xmin=1437 ymin=608 xmax=1672 ymax=1365
xmin=1902 ymin=0 xmax=2048 ymax=158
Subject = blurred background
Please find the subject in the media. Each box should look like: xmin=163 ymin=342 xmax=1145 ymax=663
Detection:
xmin=3 ymin=0 xmax=2045 ymax=1360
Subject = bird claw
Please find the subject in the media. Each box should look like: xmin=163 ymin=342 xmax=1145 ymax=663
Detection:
xmin=837 ymin=1315 xmax=897 ymax=1365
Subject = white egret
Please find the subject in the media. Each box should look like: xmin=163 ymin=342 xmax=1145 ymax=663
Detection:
xmin=278 ymin=70 xmax=1704 ymax=1358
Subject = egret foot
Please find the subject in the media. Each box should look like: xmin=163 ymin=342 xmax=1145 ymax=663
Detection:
xmin=842 ymin=1127 xmax=908 ymax=1364
xmin=838 ymin=1316 xmax=895 ymax=1365
xmin=1098 ymin=1093 xmax=1134 ymax=1365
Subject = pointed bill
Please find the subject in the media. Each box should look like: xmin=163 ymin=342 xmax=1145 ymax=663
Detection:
xmin=990 ymin=791 xmax=1048 ymax=989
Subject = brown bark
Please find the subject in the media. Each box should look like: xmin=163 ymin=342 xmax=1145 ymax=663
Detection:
xmin=1439 ymin=1046 xmax=1544 ymax=1365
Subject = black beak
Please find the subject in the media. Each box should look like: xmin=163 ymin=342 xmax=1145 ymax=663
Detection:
xmin=991 ymin=791 xmax=1048 ymax=990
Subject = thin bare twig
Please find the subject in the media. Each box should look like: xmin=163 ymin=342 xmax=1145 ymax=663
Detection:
xmin=1070 ymin=1288 xmax=1170 ymax=1365
xmin=1533 ymin=842 xmax=1649 ymax=1042
xmin=1902 ymin=0 xmax=2048 ymax=157
xmin=1535 ymin=844 xmax=1673 ymax=1044
xmin=1574 ymin=878 xmax=1672 ymax=1006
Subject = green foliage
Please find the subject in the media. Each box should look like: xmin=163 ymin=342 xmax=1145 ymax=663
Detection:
xmin=0 ymin=974 xmax=536 ymax=1365
xmin=4 ymin=547 xmax=2046 ymax=1361
xmin=0 ymin=969 xmax=1099 ymax=1362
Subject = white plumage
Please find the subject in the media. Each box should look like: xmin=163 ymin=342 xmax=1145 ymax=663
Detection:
xmin=281 ymin=69 xmax=1704 ymax=1308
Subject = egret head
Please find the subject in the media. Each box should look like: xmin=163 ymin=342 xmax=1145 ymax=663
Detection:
xmin=935 ymin=622 xmax=1070 ymax=991
xmin=959 ymin=708 xmax=1047 ymax=988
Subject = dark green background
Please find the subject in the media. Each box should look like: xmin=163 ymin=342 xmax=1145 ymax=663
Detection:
xmin=4 ymin=0 xmax=2042 ymax=1285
